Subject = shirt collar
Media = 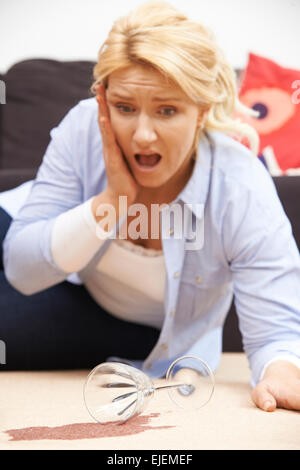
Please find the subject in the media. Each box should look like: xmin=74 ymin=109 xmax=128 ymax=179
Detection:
xmin=175 ymin=131 xmax=213 ymax=219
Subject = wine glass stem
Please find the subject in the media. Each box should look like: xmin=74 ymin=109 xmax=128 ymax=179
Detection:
xmin=154 ymin=383 xmax=188 ymax=392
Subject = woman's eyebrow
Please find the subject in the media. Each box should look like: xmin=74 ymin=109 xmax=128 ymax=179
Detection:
xmin=108 ymin=92 xmax=182 ymax=102
xmin=153 ymin=96 xmax=182 ymax=102
xmin=108 ymin=92 xmax=134 ymax=101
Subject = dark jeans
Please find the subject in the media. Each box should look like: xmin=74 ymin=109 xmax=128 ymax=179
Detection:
xmin=0 ymin=207 xmax=160 ymax=370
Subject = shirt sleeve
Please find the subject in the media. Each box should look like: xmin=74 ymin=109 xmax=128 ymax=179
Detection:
xmin=222 ymin=161 xmax=300 ymax=387
xmin=3 ymin=102 xmax=90 ymax=295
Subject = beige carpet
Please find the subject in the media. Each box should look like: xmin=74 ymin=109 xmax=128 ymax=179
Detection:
xmin=0 ymin=353 xmax=299 ymax=450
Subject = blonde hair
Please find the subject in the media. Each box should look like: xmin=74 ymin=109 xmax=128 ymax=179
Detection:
xmin=90 ymin=1 xmax=259 ymax=155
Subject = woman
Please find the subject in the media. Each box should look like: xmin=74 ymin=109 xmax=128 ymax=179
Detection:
xmin=1 ymin=1 xmax=300 ymax=412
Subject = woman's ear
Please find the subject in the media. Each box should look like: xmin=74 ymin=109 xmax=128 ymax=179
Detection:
xmin=197 ymin=108 xmax=209 ymax=129
xmin=197 ymin=115 xmax=205 ymax=129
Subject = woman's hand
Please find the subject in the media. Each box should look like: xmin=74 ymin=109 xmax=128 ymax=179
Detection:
xmin=251 ymin=360 xmax=300 ymax=412
xmin=96 ymin=84 xmax=140 ymax=206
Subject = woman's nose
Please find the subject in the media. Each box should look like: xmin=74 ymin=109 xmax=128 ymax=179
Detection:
xmin=132 ymin=115 xmax=157 ymax=146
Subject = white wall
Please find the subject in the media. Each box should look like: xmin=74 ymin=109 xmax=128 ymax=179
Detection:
xmin=0 ymin=0 xmax=299 ymax=74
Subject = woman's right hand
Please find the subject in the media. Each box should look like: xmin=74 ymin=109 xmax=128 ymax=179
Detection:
xmin=96 ymin=84 xmax=140 ymax=206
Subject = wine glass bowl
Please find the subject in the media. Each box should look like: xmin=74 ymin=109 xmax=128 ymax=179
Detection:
xmin=83 ymin=362 xmax=155 ymax=424
xmin=83 ymin=355 xmax=215 ymax=425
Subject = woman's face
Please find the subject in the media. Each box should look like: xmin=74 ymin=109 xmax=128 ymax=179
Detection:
xmin=105 ymin=64 xmax=203 ymax=190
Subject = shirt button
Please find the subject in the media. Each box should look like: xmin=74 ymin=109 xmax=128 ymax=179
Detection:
xmin=147 ymin=363 xmax=153 ymax=369
xmin=173 ymin=271 xmax=180 ymax=279
xmin=161 ymin=343 xmax=168 ymax=349
xmin=169 ymin=228 xmax=174 ymax=236
xmin=195 ymin=276 xmax=202 ymax=284
xmin=170 ymin=309 xmax=176 ymax=316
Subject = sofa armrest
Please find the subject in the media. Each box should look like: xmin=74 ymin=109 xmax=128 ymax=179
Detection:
xmin=0 ymin=168 xmax=37 ymax=192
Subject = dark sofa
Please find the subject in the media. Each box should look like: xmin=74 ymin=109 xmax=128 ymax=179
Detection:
xmin=1 ymin=59 xmax=299 ymax=352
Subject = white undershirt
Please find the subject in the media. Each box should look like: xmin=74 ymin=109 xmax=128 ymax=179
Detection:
xmin=50 ymin=197 xmax=166 ymax=329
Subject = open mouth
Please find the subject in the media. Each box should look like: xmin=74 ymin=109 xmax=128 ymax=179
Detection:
xmin=134 ymin=153 xmax=162 ymax=169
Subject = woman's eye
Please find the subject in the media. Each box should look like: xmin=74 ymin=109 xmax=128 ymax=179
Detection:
xmin=115 ymin=104 xmax=176 ymax=117
xmin=159 ymin=107 xmax=176 ymax=117
xmin=116 ymin=104 xmax=135 ymax=114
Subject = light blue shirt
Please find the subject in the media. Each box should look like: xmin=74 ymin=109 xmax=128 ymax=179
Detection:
xmin=3 ymin=98 xmax=300 ymax=386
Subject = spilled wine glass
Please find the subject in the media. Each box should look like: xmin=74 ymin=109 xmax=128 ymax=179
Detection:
xmin=83 ymin=355 xmax=215 ymax=424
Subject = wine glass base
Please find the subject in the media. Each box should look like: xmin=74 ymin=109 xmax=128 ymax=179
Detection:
xmin=166 ymin=355 xmax=215 ymax=410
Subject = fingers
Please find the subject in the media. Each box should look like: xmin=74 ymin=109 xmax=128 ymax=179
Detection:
xmin=95 ymin=85 xmax=116 ymax=150
xmin=96 ymin=84 xmax=110 ymax=120
xmin=94 ymin=84 xmax=138 ymax=201
xmin=95 ymin=85 xmax=127 ymax=179
xmin=251 ymin=382 xmax=277 ymax=412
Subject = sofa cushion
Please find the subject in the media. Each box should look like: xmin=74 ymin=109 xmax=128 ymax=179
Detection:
xmin=273 ymin=175 xmax=300 ymax=250
xmin=0 ymin=168 xmax=37 ymax=192
xmin=0 ymin=59 xmax=95 ymax=170
xmin=237 ymin=53 xmax=300 ymax=175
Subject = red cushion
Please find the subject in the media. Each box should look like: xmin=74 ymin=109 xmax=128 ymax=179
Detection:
xmin=237 ymin=53 xmax=300 ymax=174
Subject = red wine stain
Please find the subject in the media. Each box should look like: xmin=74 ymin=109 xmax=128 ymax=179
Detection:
xmin=5 ymin=413 xmax=175 ymax=441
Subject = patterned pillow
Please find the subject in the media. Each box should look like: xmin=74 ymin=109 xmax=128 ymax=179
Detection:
xmin=237 ymin=53 xmax=300 ymax=175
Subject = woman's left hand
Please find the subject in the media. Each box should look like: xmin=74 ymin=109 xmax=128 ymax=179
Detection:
xmin=251 ymin=360 xmax=300 ymax=412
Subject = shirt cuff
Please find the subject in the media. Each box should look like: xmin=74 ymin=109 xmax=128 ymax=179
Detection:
xmin=259 ymin=355 xmax=300 ymax=382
